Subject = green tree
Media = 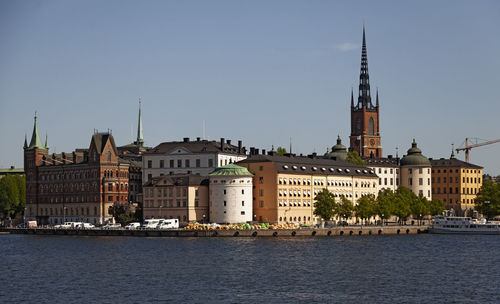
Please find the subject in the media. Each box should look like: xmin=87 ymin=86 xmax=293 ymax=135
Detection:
xmin=0 ymin=175 xmax=25 ymax=219
xmin=410 ymin=194 xmax=429 ymax=225
xmin=276 ymin=147 xmax=287 ymax=156
xmin=355 ymin=194 xmax=377 ymax=225
xmin=337 ymin=195 xmax=354 ymax=221
xmin=476 ymin=179 xmax=500 ymax=218
xmin=345 ymin=151 xmax=366 ymax=166
xmin=108 ymin=201 xmax=137 ymax=225
xmin=393 ymin=186 xmax=414 ymax=224
xmin=376 ymin=188 xmax=395 ymax=223
xmin=313 ymin=188 xmax=337 ymax=223
xmin=429 ymin=198 xmax=446 ymax=216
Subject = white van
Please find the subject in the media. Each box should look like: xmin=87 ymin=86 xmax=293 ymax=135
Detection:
xmin=157 ymin=219 xmax=179 ymax=229
xmin=141 ymin=219 xmax=161 ymax=229
xmin=124 ymin=222 xmax=141 ymax=230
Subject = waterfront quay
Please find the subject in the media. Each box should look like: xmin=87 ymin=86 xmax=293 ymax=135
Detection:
xmin=1 ymin=225 xmax=428 ymax=237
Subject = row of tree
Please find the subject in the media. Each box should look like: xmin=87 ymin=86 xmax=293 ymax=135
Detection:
xmin=313 ymin=186 xmax=446 ymax=225
xmin=0 ymin=175 xmax=26 ymax=220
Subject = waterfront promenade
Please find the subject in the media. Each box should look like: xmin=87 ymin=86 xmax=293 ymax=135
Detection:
xmin=1 ymin=225 xmax=428 ymax=237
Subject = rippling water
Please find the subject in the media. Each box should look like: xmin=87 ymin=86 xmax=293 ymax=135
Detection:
xmin=1 ymin=234 xmax=499 ymax=303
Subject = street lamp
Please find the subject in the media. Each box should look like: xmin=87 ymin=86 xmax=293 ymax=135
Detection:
xmin=381 ymin=214 xmax=384 ymax=226
xmin=202 ymin=214 xmax=206 ymax=224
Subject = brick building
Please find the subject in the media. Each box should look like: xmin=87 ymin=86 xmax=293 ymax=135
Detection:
xmin=24 ymin=114 xmax=129 ymax=225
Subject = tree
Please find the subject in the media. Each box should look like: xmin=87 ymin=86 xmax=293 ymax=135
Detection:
xmin=376 ymin=188 xmax=395 ymax=223
xmin=337 ymin=195 xmax=354 ymax=221
xmin=108 ymin=201 xmax=137 ymax=225
xmin=0 ymin=175 xmax=25 ymax=219
xmin=345 ymin=151 xmax=366 ymax=166
xmin=276 ymin=147 xmax=287 ymax=156
xmin=393 ymin=186 xmax=414 ymax=224
xmin=429 ymin=198 xmax=446 ymax=216
xmin=410 ymin=194 xmax=429 ymax=225
xmin=355 ymin=194 xmax=377 ymax=225
xmin=476 ymin=179 xmax=500 ymax=218
xmin=313 ymin=189 xmax=337 ymax=223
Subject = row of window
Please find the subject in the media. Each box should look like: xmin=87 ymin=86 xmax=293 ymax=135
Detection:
xmin=433 ymin=187 xmax=479 ymax=195
xmin=40 ymin=169 xmax=128 ymax=181
xmin=432 ymin=176 xmax=481 ymax=184
xmin=433 ymin=169 xmax=480 ymax=174
xmin=408 ymin=178 xmax=431 ymax=186
xmin=35 ymin=206 xmax=105 ymax=217
xmin=408 ymin=168 xmax=431 ymax=174
xmin=279 ymin=216 xmax=312 ymax=222
xmin=278 ymin=201 xmax=312 ymax=207
xmin=143 ymin=187 xmax=188 ymax=198
xmin=375 ymin=168 xmax=398 ymax=174
xmin=379 ymin=177 xmax=398 ymax=186
xmin=143 ymin=200 xmax=194 ymax=208
xmin=149 ymin=158 xmax=218 ymax=169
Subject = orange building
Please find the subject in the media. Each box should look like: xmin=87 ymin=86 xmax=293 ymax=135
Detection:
xmin=430 ymin=153 xmax=483 ymax=215
xmin=237 ymin=153 xmax=378 ymax=225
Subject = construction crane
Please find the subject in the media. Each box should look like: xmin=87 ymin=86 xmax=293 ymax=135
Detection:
xmin=455 ymin=138 xmax=500 ymax=163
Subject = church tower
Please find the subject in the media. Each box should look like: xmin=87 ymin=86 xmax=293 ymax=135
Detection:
xmin=349 ymin=24 xmax=382 ymax=158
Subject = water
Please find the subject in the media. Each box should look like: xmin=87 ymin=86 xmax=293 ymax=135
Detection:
xmin=1 ymin=234 xmax=499 ymax=303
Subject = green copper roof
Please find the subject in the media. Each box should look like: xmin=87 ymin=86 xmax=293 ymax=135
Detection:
xmin=28 ymin=113 xmax=44 ymax=149
xmin=44 ymin=134 xmax=49 ymax=149
xmin=208 ymin=164 xmax=253 ymax=177
xmin=400 ymin=139 xmax=430 ymax=167
xmin=324 ymin=135 xmax=347 ymax=161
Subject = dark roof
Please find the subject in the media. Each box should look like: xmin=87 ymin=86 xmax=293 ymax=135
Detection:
xmin=145 ymin=139 xmax=245 ymax=156
xmin=400 ymin=140 xmax=431 ymax=167
xmin=237 ymin=155 xmax=378 ymax=177
xmin=144 ymin=174 xmax=209 ymax=187
xmin=430 ymin=158 xmax=483 ymax=169
xmin=363 ymin=157 xmax=400 ymax=168
xmin=91 ymin=133 xmax=118 ymax=155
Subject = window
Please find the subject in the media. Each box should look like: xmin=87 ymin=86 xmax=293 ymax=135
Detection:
xmin=419 ymin=178 xmax=423 ymax=186
xmin=419 ymin=168 xmax=423 ymax=174
xmin=419 ymin=190 xmax=423 ymax=195
xmin=259 ymin=166 xmax=263 ymax=171
xmin=409 ymin=178 xmax=412 ymax=186
xmin=259 ymin=177 xmax=263 ymax=184
xmin=195 ymin=189 xmax=199 ymax=196
xmin=108 ymin=183 xmax=113 ymax=191
xmin=148 ymin=174 xmax=152 ymax=181
xmin=368 ymin=117 xmax=374 ymax=135
xmin=196 ymin=159 xmax=201 ymax=168
xmin=241 ymin=189 xmax=244 ymax=194
xmin=107 ymin=151 xmax=111 ymax=161
xmin=185 ymin=160 xmax=190 ymax=168
xmin=384 ymin=178 xmax=387 ymax=185
xmin=242 ymin=201 xmax=245 ymax=206
xmin=208 ymin=159 xmax=213 ymax=167
xmin=169 ymin=160 xmax=174 ymax=168
xmin=224 ymin=201 xmax=226 ymax=207
xmin=224 ymin=190 xmax=226 ymax=195
xmin=259 ymin=189 xmax=264 ymax=196
xmin=259 ymin=200 xmax=264 ymax=208
xmin=148 ymin=160 xmax=152 ymax=168
xmin=195 ymin=201 xmax=199 ymax=207
xmin=177 ymin=160 xmax=182 ymax=168
xmin=408 ymin=168 xmax=412 ymax=174
xmin=241 ymin=211 xmax=245 ymax=215
xmin=160 ymin=160 xmax=164 ymax=168
xmin=390 ymin=178 xmax=393 ymax=185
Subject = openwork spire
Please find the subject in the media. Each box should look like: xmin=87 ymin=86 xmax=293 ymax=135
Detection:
xmin=357 ymin=24 xmax=374 ymax=109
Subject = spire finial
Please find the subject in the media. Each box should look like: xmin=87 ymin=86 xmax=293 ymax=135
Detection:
xmin=358 ymin=23 xmax=372 ymax=108
xmin=351 ymin=87 xmax=354 ymax=107
xmin=44 ymin=133 xmax=49 ymax=149
xmin=28 ymin=112 xmax=43 ymax=149
xmin=23 ymin=133 xmax=28 ymax=149
xmin=451 ymin=144 xmax=456 ymax=159
xmin=376 ymin=88 xmax=379 ymax=106
xmin=396 ymin=146 xmax=399 ymax=158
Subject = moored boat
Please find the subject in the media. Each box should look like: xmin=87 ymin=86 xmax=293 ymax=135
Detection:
xmin=429 ymin=216 xmax=500 ymax=235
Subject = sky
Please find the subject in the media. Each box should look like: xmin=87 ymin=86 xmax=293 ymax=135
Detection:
xmin=1 ymin=0 xmax=499 ymax=175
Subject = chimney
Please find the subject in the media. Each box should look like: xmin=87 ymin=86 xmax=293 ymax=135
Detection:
xmin=10 ymin=165 xmax=14 ymax=169
xmin=250 ymin=147 xmax=255 ymax=155
xmin=227 ymin=139 xmax=231 ymax=145
xmin=388 ymin=155 xmax=393 ymax=159
xmin=196 ymin=137 xmax=201 ymax=142
xmin=255 ymin=148 xmax=259 ymax=155
xmin=262 ymin=149 xmax=266 ymax=155
xmin=268 ymin=151 xmax=275 ymax=156
xmin=238 ymin=140 xmax=242 ymax=153
xmin=183 ymin=137 xmax=189 ymax=143
xmin=220 ymin=138 xmax=225 ymax=151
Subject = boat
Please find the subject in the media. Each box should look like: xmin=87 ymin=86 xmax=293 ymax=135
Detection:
xmin=429 ymin=216 xmax=500 ymax=235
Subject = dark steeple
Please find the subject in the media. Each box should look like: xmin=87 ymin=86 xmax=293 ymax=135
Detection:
xmin=376 ymin=88 xmax=379 ymax=107
xmin=351 ymin=88 xmax=354 ymax=108
xmin=356 ymin=24 xmax=374 ymax=110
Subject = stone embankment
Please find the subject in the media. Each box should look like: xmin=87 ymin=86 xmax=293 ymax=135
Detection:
xmin=1 ymin=226 xmax=428 ymax=237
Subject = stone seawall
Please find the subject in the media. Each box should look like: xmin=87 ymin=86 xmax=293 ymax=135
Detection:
xmin=2 ymin=226 xmax=428 ymax=237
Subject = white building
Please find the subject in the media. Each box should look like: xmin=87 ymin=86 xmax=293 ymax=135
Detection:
xmin=142 ymin=137 xmax=247 ymax=181
xmin=364 ymin=156 xmax=400 ymax=192
xmin=400 ymin=139 xmax=432 ymax=200
xmin=208 ymin=164 xmax=253 ymax=224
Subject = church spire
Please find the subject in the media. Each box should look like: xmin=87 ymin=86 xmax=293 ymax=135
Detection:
xmin=357 ymin=23 xmax=373 ymax=109
xmin=351 ymin=88 xmax=354 ymax=108
xmin=376 ymin=88 xmax=379 ymax=107
xmin=28 ymin=112 xmax=44 ymax=149
xmin=136 ymin=98 xmax=144 ymax=146
xmin=44 ymin=134 xmax=49 ymax=149
xmin=23 ymin=134 xmax=28 ymax=149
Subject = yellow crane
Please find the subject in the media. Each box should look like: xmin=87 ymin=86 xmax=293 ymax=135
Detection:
xmin=456 ymin=138 xmax=500 ymax=163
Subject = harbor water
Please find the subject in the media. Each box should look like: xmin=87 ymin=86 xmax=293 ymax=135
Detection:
xmin=1 ymin=234 xmax=499 ymax=303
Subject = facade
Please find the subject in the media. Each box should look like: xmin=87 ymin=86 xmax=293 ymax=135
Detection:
xmin=208 ymin=164 xmax=253 ymax=224
xmin=430 ymin=152 xmax=483 ymax=214
xmin=237 ymin=153 xmax=378 ymax=225
xmin=364 ymin=156 xmax=400 ymax=192
xmin=349 ymin=25 xmax=382 ymax=158
xmin=400 ymin=140 xmax=432 ymax=200
xmin=142 ymin=174 xmax=209 ymax=224
xmin=142 ymin=137 xmax=247 ymax=180
xmin=24 ymin=114 xmax=130 ymax=225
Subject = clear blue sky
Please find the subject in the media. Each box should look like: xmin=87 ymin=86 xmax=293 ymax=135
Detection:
xmin=1 ymin=0 xmax=499 ymax=175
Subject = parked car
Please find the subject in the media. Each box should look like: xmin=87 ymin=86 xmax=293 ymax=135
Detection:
xmin=74 ymin=223 xmax=95 ymax=229
xmin=124 ymin=222 xmax=141 ymax=230
xmin=103 ymin=223 xmax=122 ymax=229
xmin=54 ymin=222 xmax=75 ymax=229
xmin=157 ymin=219 xmax=179 ymax=229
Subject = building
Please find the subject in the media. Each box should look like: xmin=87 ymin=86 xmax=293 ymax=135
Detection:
xmin=430 ymin=151 xmax=483 ymax=215
xmin=208 ymin=164 xmax=253 ymax=224
xmin=364 ymin=156 xmax=400 ymax=192
xmin=237 ymin=152 xmax=378 ymax=225
xmin=142 ymin=137 xmax=247 ymax=180
xmin=324 ymin=136 xmax=348 ymax=161
xmin=24 ymin=114 xmax=130 ymax=225
xmin=400 ymin=140 xmax=432 ymax=200
xmin=142 ymin=174 xmax=209 ymax=224
xmin=0 ymin=166 xmax=24 ymax=179
xmin=349 ymin=25 xmax=382 ymax=158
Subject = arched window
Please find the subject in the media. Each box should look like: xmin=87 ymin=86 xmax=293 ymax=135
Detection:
xmin=369 ymin=117 xmax=374 ymax=135
xmin=355 ymin=118 xmax=361 ymax=134
xmin=107 ymin=151 xmax=111 ymax=161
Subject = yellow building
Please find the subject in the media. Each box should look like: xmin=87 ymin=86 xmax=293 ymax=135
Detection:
xmin=237 ymin=153 xmax=378 ymax=225
xmin=143 ymin=174 xmax=209 ymax=224
xmin=430 ymin=154 xmax=483 ymax=215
